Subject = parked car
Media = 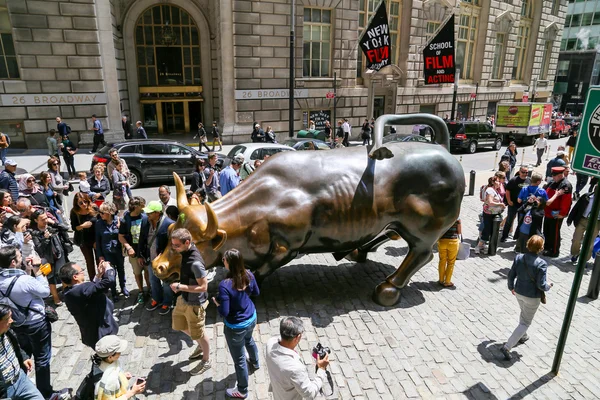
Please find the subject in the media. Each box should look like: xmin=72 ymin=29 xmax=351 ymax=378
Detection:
xmin=296 ymin=129 xmax=327 ymax=142
xmin=550 ymin=119 xmax=570 ymax=139
xmin=382 ymin=133 xmax=432 ymax=144
xmin=90 ymin=140 xmax=227 ymax=189
xmin=225 ymin=143 xmax=295 ymax=166
xmin=446 ymin=121 xmax=502 ymax=154
xmin=284 ymin=138 xmax=331 ymax=150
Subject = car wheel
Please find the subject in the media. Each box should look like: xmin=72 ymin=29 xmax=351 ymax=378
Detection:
xmin=128 ymin=169 xmax=141 ymax=189
xmin=493 ymin=138 xmax=502 ymax=151
xmin=468 ymin=141 xmax=477 ymax=154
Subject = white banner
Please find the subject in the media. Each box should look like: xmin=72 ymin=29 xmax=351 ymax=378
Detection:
xmin=0 ymin=93 xmax=107 ymax=106
xmin=235 ymin=89 xmax=309 ymax=100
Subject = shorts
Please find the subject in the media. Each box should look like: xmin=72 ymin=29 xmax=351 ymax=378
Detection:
xmin=128 ymin=256 xmax=144 ymax=275
xmin=172 ymin=297 xmax=208 ymax=340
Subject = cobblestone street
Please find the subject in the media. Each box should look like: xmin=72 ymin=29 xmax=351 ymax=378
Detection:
xmin=43 ymin=192 xmax=600 ymax=400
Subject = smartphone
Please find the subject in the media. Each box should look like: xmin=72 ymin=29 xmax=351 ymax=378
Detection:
xmin=136 ymin=377 xmax=146 ymax=385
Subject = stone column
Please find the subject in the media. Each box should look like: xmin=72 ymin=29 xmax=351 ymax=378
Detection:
xmin=219 ymin=0 xmax=236 ymax=141
xmin=96 ymin=0 xmax=123 ymax=139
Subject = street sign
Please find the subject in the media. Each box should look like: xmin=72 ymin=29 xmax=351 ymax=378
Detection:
xmin=573 ymin=85 xmax=600 ymax=178
xmin=470 ymin=93 xmax=476 ymax=99
xmin=326 ymin=92 xmax=335 ymax=99
xmin=522 ymin=91 xmax=529 ymax=103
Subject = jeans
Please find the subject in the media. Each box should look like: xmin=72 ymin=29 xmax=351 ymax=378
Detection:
xmin=5 ymin=370 xmax=44 ymax=400
xmin=79 ymin=242 xmax=97 ymax=280
xmin=63 ymin=156 xmax=76 ymax=177
xmin=105 ymin=253 xmax=126 ymax=296
xmin=438 ymin=238 xmax=459 ymax=284
xmin=148 ymin=263 xmax=173 ymax=306
xmin=13 ymin=319 xmax=53 ymax=398
xmin=0 ymin=148 xmax=7 ymax=166
xmin=505 ymin=293 xmax=540 ymax=350
xmin=224 ymin=320 xmax=259 ymax=394
xmin=501 ymin=205 xmax=519 ymax=240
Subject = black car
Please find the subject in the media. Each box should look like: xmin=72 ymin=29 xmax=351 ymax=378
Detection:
xmin=446 ymin=121 xmax=502 ymax=154
xmin=91 ymin=140 xmax=226 ymax=189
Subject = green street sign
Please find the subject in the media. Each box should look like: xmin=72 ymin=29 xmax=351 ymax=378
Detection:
xmin=573 ymin=86 xmax=600 ymax=178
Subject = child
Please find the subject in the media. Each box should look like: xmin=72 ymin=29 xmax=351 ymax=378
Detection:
xmin=78 ymin=171 xmax=91 ymax=193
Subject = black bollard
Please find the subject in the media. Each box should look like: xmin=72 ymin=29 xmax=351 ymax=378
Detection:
xmin=488 ymin=214 xmax=503 ymax=256
xmin=468 ymin=170 xmax=476 ymax=196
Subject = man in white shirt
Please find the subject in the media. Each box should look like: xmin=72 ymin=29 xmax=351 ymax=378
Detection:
xmin=533 ymin=133 xmax=548 ymax=167
xmin=342 ymin=119 xmax=351 ymax=147
xmin=158 ymin=185 xmax=177 ymax=215
xmin=265 ymin=317 xmax=330 ymax=400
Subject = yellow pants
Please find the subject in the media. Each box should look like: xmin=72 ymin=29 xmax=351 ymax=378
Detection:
xmin=438 ymin=238 xmax=460 ymax=284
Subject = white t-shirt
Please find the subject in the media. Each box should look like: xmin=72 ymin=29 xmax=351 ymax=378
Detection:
xmin=534 ymin=138 xmax=548 ymax=150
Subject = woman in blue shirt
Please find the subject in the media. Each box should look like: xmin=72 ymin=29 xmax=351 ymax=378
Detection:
xmin=95 ymin=202 xmax=127 ymax=302
xmin=212 ymin=249 xmax=260 ymax=399
xmin=501 ymin=235 xmax=553 ymax=360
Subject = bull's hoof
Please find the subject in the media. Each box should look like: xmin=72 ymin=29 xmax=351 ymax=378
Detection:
xmin=373 ymin=282 xmax=401 ymax=306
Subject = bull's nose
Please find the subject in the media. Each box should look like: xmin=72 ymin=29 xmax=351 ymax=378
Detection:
xmin=157 ymin=264 xmax=168 ymax=275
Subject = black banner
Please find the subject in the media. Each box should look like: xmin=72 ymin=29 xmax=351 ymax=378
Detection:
xmin=359 ymin=0 xmax=390 ymax=72
xmin=309 ymin=110 xmax=331 ymax=131
xmin=423 ymin=16 xmax=455 ymax=85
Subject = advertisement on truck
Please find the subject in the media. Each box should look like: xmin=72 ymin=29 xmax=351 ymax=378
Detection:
xmin=496 ymin=104 xmax=530 ymax=128
xmin=495 ymin=102 xmax=552 ymax=143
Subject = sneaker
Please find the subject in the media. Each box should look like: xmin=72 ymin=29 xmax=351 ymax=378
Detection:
xmin=518 ymin=334 xmax=529 ymax=344
xmin=571 ymin=255 xmax=579 ymax=264
xmin=247 ymin=358 xmax=259 ymax=371
xmin=146 ymin=300 xmax=159 ymax=311
xmin=189 ymin=345 xmax=204 ymax=360
xmin=49 ymin=388 xmax=73 ymax=400
xmin=136 ymin=293 xmax=145 ymax=304
xmin=500 ymin=345 xmax=512 ymax=361
xmin=474 ymin=246 xmax=480 ymax=255
xmin=189 ymin=360 xmax=211 ymax=376
xmin=226 ymin=387 xmax=248 ymax=398
xmin=159 ymin=305 xmax=171 ymax=315
xmin=122 ymin=288 xmax=130 ymax=298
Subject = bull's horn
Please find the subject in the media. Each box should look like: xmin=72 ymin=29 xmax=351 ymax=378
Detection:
xmin=203 ymin=202 xmax=218 ymax=239
xmin=173 ymin=172 xmax=189 ymax=208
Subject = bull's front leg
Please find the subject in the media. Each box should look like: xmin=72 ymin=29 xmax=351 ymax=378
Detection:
xmin=373 ymin=244 xmax=433 ymax=306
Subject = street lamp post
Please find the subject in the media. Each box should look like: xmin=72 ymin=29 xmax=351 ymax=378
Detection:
xmin=288 ymin=0 xmax=295 ymax=138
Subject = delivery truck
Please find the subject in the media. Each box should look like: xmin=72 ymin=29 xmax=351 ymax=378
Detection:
xmin=495 ymin=102 xmax=553 ymax=145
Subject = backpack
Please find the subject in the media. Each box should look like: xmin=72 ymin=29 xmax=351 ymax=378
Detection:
xmin=74 ymin=362 xmax=103 ymax=400
xmin=66 ymin=125 xmax=72 ymax=134
xmin=0 ymin=276 xmax=31 ymax=328
xmin=480 ymin=185 xmax=487 ymax=202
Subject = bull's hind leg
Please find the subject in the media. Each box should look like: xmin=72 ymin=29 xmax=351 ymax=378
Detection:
xmin=373 ymin=244 xmax=433 ymax=306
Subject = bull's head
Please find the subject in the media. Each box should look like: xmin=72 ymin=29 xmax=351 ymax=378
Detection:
xmin=151 ymin=173 xmax=225 ymax=281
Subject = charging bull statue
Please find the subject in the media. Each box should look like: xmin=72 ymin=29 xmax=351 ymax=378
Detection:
xmin=152 ymin=114 xmax=465 ymax=306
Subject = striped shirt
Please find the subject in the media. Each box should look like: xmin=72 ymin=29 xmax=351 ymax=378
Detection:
xmin=441 ymin=220 xmax=460 ymax=240
xmin=0 ymin=334 xmax=20 ymax=386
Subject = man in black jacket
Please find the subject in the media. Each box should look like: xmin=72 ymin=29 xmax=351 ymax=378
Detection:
xmin=60 ymin=262 xmax=118 ymax=348
xmin=138 ymin=201 xmax=175 ymax=314
xmin=122 ymin=116 xmax=132 ymax=140
xmin=567 ymin=192 xmax=600 ymax=264
xmin=0 ymin=304 xmax=43 ymax=399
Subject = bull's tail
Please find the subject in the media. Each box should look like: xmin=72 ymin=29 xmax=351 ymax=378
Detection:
xmin=369 ymin=114 xmax=451 ymax=160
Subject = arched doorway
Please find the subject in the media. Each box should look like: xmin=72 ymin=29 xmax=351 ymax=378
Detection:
xmin=133 ymin=4 xmax=205 ymax=135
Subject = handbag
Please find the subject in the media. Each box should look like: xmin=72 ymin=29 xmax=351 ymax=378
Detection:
xmin=457 ymin=236 xmax=470 ymax=260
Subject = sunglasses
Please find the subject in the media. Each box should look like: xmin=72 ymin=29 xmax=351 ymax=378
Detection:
xmin=26 ymin=179 xmax=35 ymax=183
xmin=519 ymin=170 xmax=528 ymax=174
xmin=17 ymin=208 xmax=27 ymax=213
xmin=78 ymin=201 xmax=88 ymax=206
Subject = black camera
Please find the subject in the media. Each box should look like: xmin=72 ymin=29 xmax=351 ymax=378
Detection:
xmin=312 ymin=343 xmax=330 ymax=360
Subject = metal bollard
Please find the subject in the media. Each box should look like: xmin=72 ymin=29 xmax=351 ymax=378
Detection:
xmin=520 ymin=149 xmax=525 ymax=166
xmin=183 ymin=176 xmax=186 ymax=186
xmin=546 ymin=145 xmax=551 ymax=161
xmin=460 ymin=155 xmax=463 ymax=164
xmin=469 ymin=170 xmax=476 ymax=196
xmin=492 ymin=152 xmax=499 ymax=171
xmin=488 ymin=214 xmax=503 ymax=256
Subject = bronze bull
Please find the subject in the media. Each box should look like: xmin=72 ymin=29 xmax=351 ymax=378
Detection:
xmin=152 ymin=114 xmax=465 ymax=306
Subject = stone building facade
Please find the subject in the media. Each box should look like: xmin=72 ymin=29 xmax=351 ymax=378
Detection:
xmin=0 ymin=0 xmax=565 ymax=148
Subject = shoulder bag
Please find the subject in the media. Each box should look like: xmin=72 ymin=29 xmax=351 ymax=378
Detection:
xmin=457 ymin=235 xmax=470 ymax=260
xmin=525 ymin=259 xmax=547 ymax=304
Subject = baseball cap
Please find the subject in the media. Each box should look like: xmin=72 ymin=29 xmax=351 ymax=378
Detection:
xmin=95 ymin=335 xmax=127 ymax=357
xmin=232 ymin=154 xmax=245 ymax=165
xmin=143 ymin=200 xmax=163 ymax=214
xmin=557 ymin=150 xmax=565 ymax=156
xmin=4 ymin=159 xmax=16 ymax=167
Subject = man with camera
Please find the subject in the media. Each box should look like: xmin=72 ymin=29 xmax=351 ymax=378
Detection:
xmin=203 ymin=153 xmax=222 ymax=202
xmin=266 ymin=317 xmax=330 ymax=400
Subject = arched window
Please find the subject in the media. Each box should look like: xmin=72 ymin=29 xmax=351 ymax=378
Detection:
xmin=135 ymin=5 xmax=202 ymax=86
xmin=491 ymin=12 xmax=514 ymax=80
xmin=512 ymin=1 xmax=533 ymax=81
xmin=0 ymin=0 xmax=19 ymax=79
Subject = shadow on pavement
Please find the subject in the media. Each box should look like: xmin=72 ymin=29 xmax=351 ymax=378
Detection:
xmin=462 ymin=383 xmax=499 ymax=400
xmin=507 ymin=372 xmax=555 ymax=399
xmin=488 ymin=267 xmax=510 ymax=283
xmin=476 ymin=339 xmax=520 ymax=368
xmin=181 ymin=373 xmax=236 ymax=399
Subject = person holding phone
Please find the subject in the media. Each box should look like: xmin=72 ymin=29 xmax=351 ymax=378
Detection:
xmin=93 ymin=335 xmax=146 ymax=399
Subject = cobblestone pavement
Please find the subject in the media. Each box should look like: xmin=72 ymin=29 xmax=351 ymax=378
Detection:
xmin=41 ymin=186 xmax=600 ymax=400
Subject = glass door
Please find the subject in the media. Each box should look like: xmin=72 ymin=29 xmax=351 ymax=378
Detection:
xmin=163 ymin=102 xmax=185 ymax=133
xmin=142 ymin=104 xmax=158 ymax=134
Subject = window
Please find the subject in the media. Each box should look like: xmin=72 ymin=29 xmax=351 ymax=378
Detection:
xmin=487 ymin=101 xmax=497 ymax=117
xmin=540 ymin=40 xmax=552 ymax=80
xmin=356 ymin=0 xmax=401 ymax=79
xmin=167 ymin=144 xmax=191 ymax=155
xmin=426 ymin=21 xmax=441 ymax=41
xmin=0 ymin=1 xmax=19 ymax=79
xmin=557 ymin=60 xmax=570 ymax=77
xmin=135 ymin=5 xmax=202 ymax=86
xmin=420 ymin=104 xmax=436 ymax=114
xmin=560 ymin=39 xmax=567 ymax=51
xmin=303 ymin=8 xmax=332 ymax=77
xmin=227 ymin=145 xmax=246 ymax=158
xmin=512 ymin=24 xmax=530 ymax=81
xmin=566 ymin=38 xmax=577 ymax=50
xmin=456 ymin=11 xmax=479 ymax=80
xmin=457 ymin=103 xmax=470 ymax=120
xmin=552 ymin=0 xmax=561 ymax=15
xmin=491 ymin=33 xmax=506 ymax=79
xmin=571 ymin=14 xmax=581 ymax=27
xmin=583 ymin=13 xmax=593 ymax=26
xmin=521 ymin=0 xmax=532 ymax=18
xmin=594 ymin=13 xmax=600 ymax=25
xmin=119 ymin=145 xmax=138 ymax=154
xmin=142 ymin=143 xmax=166 ymax=155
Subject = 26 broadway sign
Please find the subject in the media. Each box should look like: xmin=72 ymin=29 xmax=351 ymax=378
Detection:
xmin=573 ymin=86 xmax=600 ymax=178
xmin=359 ymin=0 xmax=391 ymax=72
xmin=0 ymin=93 xmax=107 ymax=106
xmin=423 ymin=15 xmax=455 ymax=85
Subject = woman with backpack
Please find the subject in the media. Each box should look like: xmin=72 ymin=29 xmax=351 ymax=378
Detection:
xmin=212 ymin=249 xmax=260 ymax=399
xmin=475 ymin=176 xmax=506 ymax=254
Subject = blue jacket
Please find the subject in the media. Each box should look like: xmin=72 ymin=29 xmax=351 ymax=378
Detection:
xmin=138 ymin=215 xmax=174 ymax=262
xmin=217 ymin=271 xmax=260 ymax=326
xmin=507 ymin=253 xmax=551 ymax=298
xmin=95 ymin=216 xmax=121 ymax=260
xmin=0 ymin=170 xmax=18 ymax=202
